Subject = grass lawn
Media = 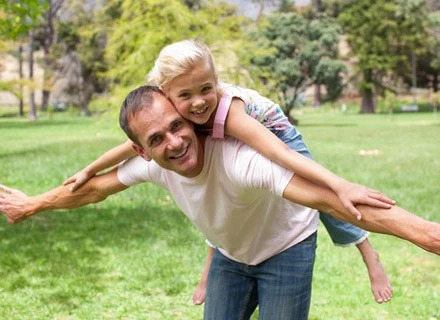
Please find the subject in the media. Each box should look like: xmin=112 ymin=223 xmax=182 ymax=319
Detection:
xmin=0 ymin=109 xmax=439 ymax=320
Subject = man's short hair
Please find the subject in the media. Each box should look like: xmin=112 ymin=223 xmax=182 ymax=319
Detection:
xmin=119 ymin=85 xmax=164 ymax=146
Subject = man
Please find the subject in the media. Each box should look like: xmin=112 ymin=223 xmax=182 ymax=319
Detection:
xmin=1 ymin=86 xmax=439 ymax=320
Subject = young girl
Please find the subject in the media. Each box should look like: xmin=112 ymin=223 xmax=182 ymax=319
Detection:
xmin=64 ymin=39 xmax=394 ymax=304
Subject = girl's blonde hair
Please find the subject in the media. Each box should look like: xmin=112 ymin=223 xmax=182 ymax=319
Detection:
xmin=147 ymin=39 xmax=217 ymax=88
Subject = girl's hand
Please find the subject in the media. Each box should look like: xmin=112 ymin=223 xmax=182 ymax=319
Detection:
xmin=63 ymin=170 xmax=94 ymax=192
xmin=335 ymin=181 xmax=396 ymax=220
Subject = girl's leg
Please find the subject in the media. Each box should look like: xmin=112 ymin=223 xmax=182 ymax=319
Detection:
xmin=275 ymin=126 xmax=392 ymax=303
xmin=356 ymin=238 xmax=392 ymax=303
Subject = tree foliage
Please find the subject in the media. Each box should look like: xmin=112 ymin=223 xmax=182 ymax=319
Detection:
xmin=104 ymin=0 xmax=246 ymax=87
xmin=51 ymin=0 xmax=109 ymax=115
xmin=0 ymin=0 xmax=45 ymax=40
xmin=339 ymin=0 xmax=432 ymax=113
xmin=249 ymin=12 xmax=346 ymax=115
xmin=399 ymin=6 xmax=440 ymax=92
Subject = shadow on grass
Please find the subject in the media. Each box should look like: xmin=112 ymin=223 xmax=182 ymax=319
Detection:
xmin=0 ymin=198 xmax=199 ymax=307
xmin=0 ymin=112 xmax=22 ymax=118
xmin=0 ymin=137 xmax=120 ymax=159
xmin=0 ymin=119 xmax=80 ymax=129
xmin=298 ymin=123 xmax=358 ymax=128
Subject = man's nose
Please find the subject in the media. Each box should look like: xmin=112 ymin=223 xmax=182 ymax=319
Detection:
xmin=166 ymin=133 xmax=183 ymax=148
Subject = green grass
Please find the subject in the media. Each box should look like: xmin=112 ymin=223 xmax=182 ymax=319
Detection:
xmin=0 ymin=110 xmax=439 ymax=320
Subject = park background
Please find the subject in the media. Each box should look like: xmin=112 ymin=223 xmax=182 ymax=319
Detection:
xmin=0 ymin=0 xmax=439 ymax=319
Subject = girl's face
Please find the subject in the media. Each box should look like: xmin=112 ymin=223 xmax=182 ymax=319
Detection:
xmin=165 ymin=64 xmax=219 ymax=126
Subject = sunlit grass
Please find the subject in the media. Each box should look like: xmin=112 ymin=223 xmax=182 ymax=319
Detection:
xmin=0 ymin=110 xmax=439 ymax=319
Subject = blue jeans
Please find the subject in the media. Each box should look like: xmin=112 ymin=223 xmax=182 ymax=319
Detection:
xmin=274 ymin=126 xmax=368 ymax=246
xmin=204 ymin=232 xmax=317 ymax=320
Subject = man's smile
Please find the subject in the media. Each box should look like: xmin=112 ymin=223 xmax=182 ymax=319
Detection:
xmin=170 ymin=145 xmax=189 ymax=159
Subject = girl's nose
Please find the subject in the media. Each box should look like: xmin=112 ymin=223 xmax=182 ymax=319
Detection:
xmin=192 ymin=97 xmax=205 ymax=107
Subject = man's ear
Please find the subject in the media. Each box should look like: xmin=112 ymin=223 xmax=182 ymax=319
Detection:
xmin=131 ymin=143 xmax=151 ymax=161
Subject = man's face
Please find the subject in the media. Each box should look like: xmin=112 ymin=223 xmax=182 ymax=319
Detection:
xmin=130 ymin=94 xmax=203 ymax=178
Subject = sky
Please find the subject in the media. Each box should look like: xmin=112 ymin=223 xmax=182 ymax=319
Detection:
xmin=226 ymin=0 xmax=311 ymax=18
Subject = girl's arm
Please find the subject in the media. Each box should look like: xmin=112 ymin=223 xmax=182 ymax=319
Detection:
xmin=192 ymin=245 xmax=214 ymax=305
xmin=63 ymin=139 xmax=137 ymax=191
xmin=225 ymin=99 xmax=395 ymax=219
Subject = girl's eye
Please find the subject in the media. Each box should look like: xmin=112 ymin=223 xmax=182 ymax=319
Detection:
xmin=179 ymin=92 xmax=191 ymax=99
xmin=202 ymin=86 xmax=212 ymax=93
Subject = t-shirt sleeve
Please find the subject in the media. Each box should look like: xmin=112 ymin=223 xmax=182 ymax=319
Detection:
xmin=117 ymin=155 xmax=158 ymax=186
xmin=224 ymin=138 xmax=294 ymax=197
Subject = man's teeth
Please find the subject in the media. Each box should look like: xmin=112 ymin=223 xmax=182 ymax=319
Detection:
xmin=172 ymin=147 xmax=187 ymax=159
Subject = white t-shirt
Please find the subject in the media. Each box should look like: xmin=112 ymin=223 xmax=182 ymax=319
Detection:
xmin=118 ymin=136 xmax=319 ymax=265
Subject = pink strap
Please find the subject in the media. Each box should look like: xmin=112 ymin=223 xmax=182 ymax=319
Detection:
xmin=212 ymin=94 xmax=232 ymax=139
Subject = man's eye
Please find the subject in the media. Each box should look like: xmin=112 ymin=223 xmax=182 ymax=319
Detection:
xmin=150 ymin=136 xmax=162 ymax=145
xmin=172 ymin=121 xmax=183 ymax=131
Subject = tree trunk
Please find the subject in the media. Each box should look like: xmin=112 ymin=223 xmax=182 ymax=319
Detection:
xmin=312 ymin=0 xmax=323 ymax=14
xmin=81 ymin=92 xmax=92 ymax=116
xmin=313 ymin=84 xmax=321 ymax=107
xmin=41 ymin=0 xmax=65 ymax=111
xmin=411 ymin=53 xmax=417 ymax=105
xmin=360 ymin=89 xmax=375 ymax=113
xmin=81 ymin=81 xmax=94 ymax=116
xmin=41 ymin=22 xmax=53 ymax=111
xmin=18 ymin=45 xmax=24 ymax=117
xmin=360 ymin=70 xmax=375 ymax=113
xmin=41 ymin=15 xmax=53 ymax=111
xmin=256 ymin=0 xmax=265 ymax=22
xmin=433 ymin=73 xmax=438 ymax=93
xmin=28 ymin=31 xmax=37 ymax=121
xmin=41 ymin=89 xmax=50 ymax=111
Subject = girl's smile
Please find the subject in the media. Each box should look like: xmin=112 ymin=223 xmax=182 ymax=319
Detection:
xmin=166 ymin=64 xmax=219 ymax=126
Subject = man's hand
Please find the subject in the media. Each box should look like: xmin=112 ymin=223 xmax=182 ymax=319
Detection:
xmin=0 ymin=185 xmax=33 ymax=224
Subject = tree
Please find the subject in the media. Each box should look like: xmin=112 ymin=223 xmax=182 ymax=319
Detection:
xmin=51 ymin=0 xmax=109 ymax=116
xmin=0 ymin=0 xmax=43 ymax=40
xmin=38 ymin=0 xmax=65 ymax=111
xmin=28 ymin=29 xmax=37 ymax=120
xmin=396 ymin=3 xmax=440 ymax=93
xmin=104 ymin=0 xmax=245 ymax=87
xmin=249 ymin=12 xmax=346 ymax=121
xmin=339 ymin=0 xmax=431 ymax=113
xmin=0 ymin=0 xmax=44 ymax=118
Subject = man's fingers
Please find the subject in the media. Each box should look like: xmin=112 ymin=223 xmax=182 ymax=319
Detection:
xmin=6 ymin=216 xmax=15 ymax=224
xmin=0 ymin=184 xmax=14 ymax=194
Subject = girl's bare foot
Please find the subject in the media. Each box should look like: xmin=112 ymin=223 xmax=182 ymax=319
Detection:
xmin=368 ymin=258 xmax=393 ymax=303
xmin=357 ymin=239 xmax=393 ymax=303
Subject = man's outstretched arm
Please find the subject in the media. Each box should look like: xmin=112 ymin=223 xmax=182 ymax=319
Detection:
xmin=283 ymin=174 xmax=440 ymax=255
xmin=0 ymin=168 xmax=128 ymax=224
